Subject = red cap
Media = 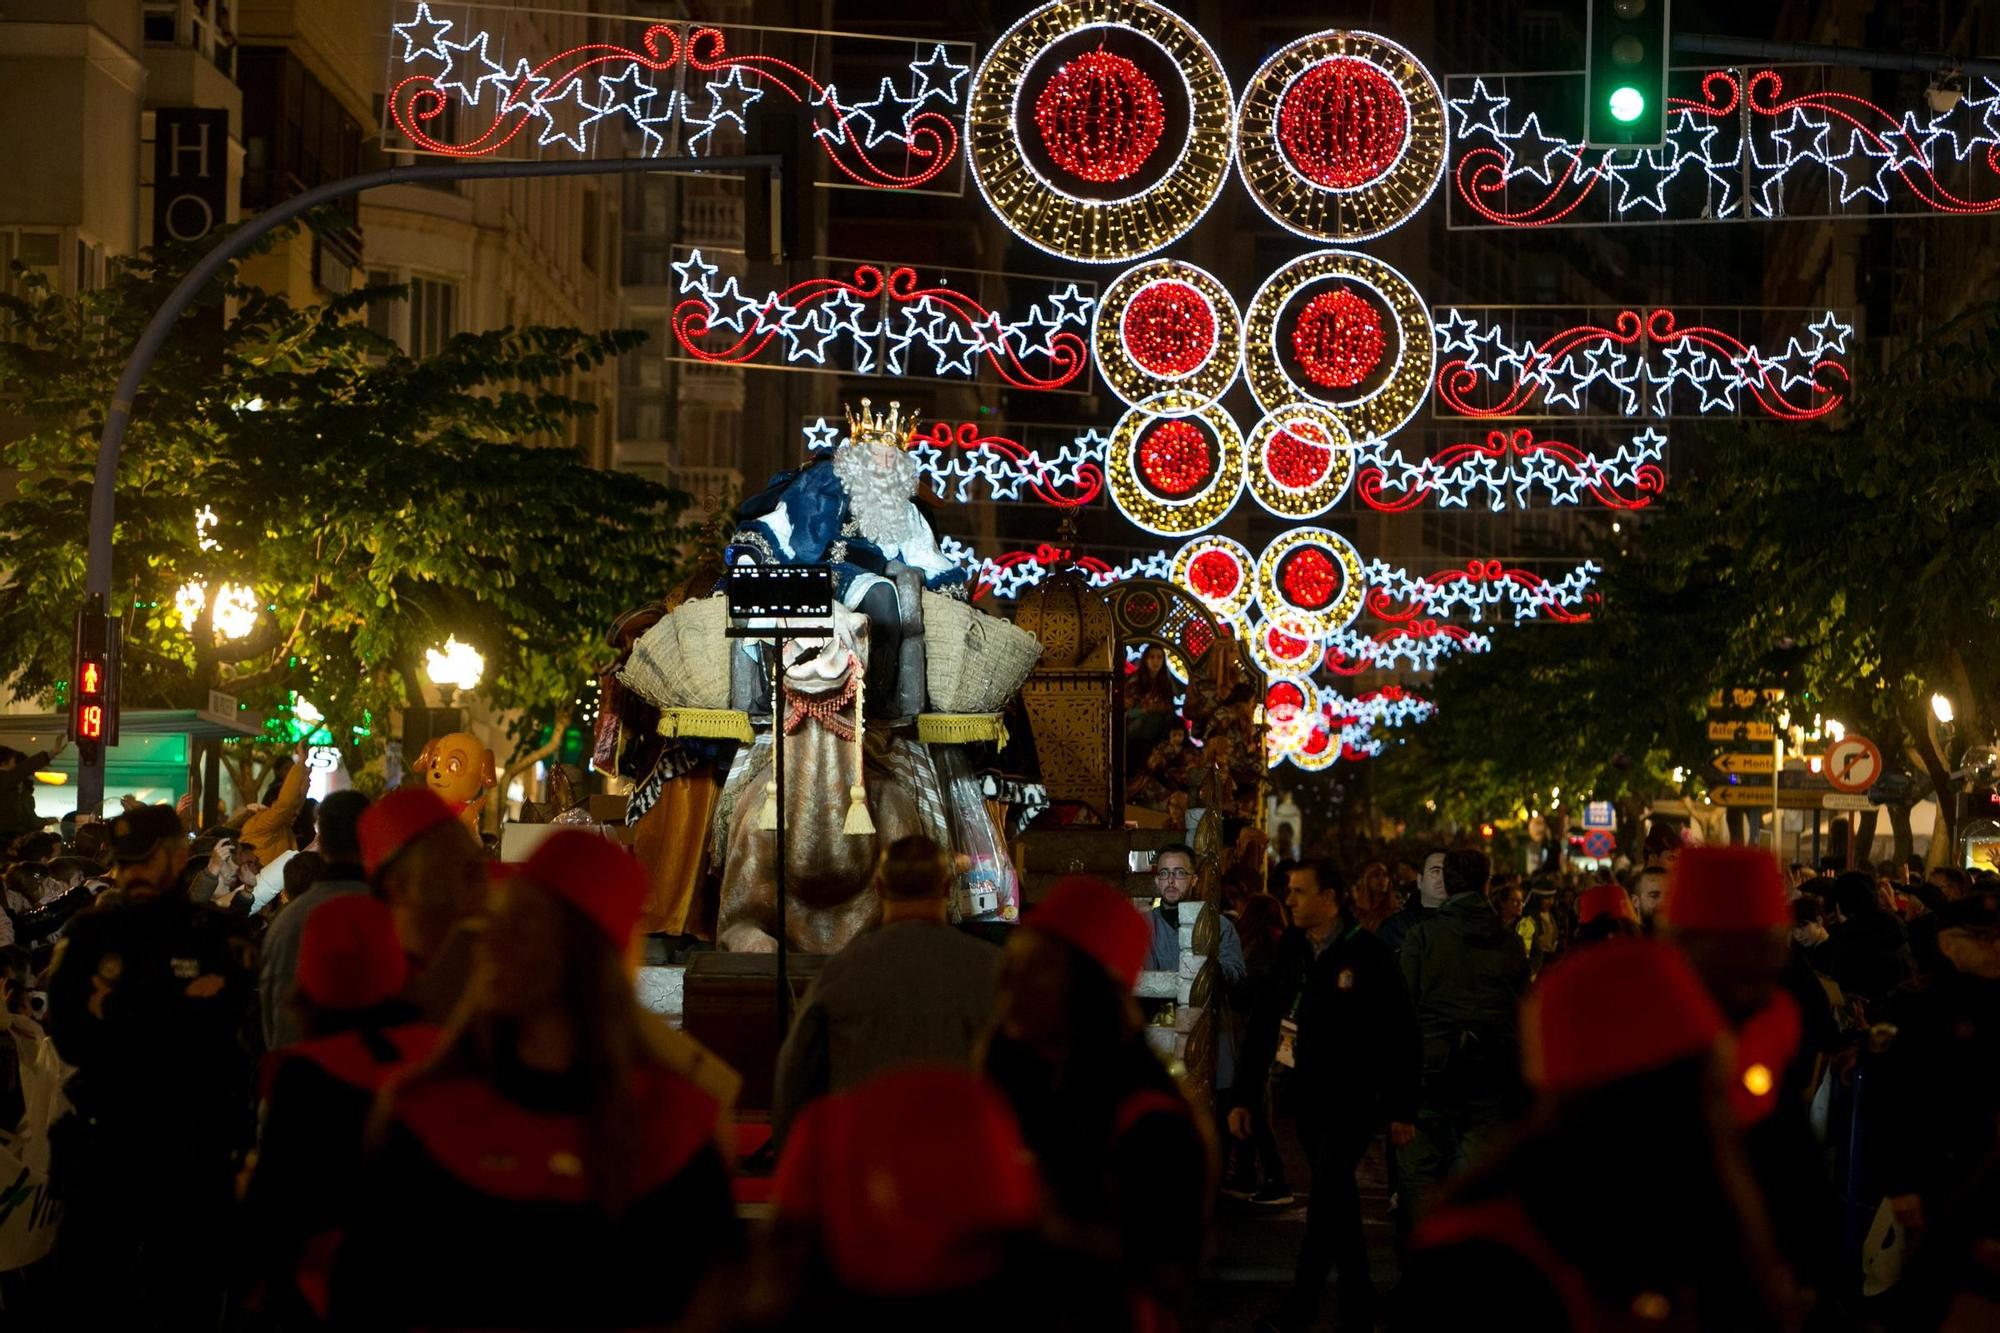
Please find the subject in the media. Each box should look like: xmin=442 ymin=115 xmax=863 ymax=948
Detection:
xmin=1524 ymin=938 xmax=1726 ymax=1095
xmin=519 ymin=829 xmax=646 ymax=951
xmin=1025 ymin=875 xmax=1151 ymax=990
xmin=773 ymin=1067 xmax=1041 ymax=1295
xmin=1662 ymin=845 xmax=1790 ymax=932
xmin=295 ymin=895 xmax=409 ymax=1011
xmin=358 ymin=788 xmax=458 ymax=878
xmin=1577 ymin=883 xmax=1640 ymax=927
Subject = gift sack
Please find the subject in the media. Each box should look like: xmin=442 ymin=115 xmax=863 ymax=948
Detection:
xmin=922 ymin=594 xmax=1043 ymax=714
xmin=620 ymin=594 xmax=733 ymax=711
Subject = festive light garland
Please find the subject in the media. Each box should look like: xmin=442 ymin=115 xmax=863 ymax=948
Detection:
xmin=837 ymin=419 xmax=1111 ymax=507
xmin=1236 ymin=30 xmax=1446 ymax=241
xmin=938 ymin=536 xmax=1172 ymax=600
xmin=1265 ymin=680 xmax=1437 ymax=770
xmin=1105 ymin=396 xmax=1245 ymax=535
xmin=1255 ymin=526 xmax=1367 ymax=636
xmin=1433 ymin=306 xmax=1851 ymax=420
xmin=387 ymin=3 xmax=971 ymax=189
xmin=1366 ymin=557 xmax=1601 ymax=624
xmin=670 ymin=249 xmax=1091 ymax=389
xmin=967 ymin=0 xmax=1235 ymax=262
xmin=1322 ymin=620 xmax=1491 ymax=674
xmin=1447 ymin=67 xmax=2000 ymax=227
xmin=1356 ymin=426 xmax=1668 ymax=511
xmin=1091 ymin=259 xmax=1244 ymax=413
xmin=1244 ymin=250 xmax=1435 ymax=439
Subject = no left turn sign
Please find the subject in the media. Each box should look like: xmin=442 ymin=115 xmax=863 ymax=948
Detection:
xmin=1826 ymin=735 xmax=1884 ymax=794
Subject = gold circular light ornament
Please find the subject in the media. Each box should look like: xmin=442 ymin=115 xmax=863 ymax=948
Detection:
xmin=1171 ymin=534 xmax=1256 ymax=620
xmin=967 ymin=0 xmax=1236 ymax=263
xmin=1234 ymin=30 xmax=1445 ymax=242
xmin=1246 ymin=403 xmax=1354 ymax=518
xmin=1251 ymin=618 xmax=1325 ymax=680
xmin=1092 ymin=259 xmax=1243 ymax=413
xmin=1105 ymin=395 xmax=1244 ymax=536
xmin=1255 ymin=525 xmax=1367 ymax=636
xmin=1243 ymin=249 xmax=1434 ymax=440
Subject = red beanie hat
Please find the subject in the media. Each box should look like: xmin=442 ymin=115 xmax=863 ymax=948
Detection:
xmin=1662 ymin=845 xmax=1790 ymax=932
xmin=519 ymin=829 xmax=646 ymax=952
xmin=1523 ymin=938 xmax=1726 ymax=1095
xmin=773 ymin=1067 xmax=1041 ymax=1295
xmin=1577 ymin=883 xmax=1640 ymax=927
xmin=296 ymin=895 xmax=409 ymax=1011
xmin=1025 ymin=874 xmax=1151 ymax=990
xmin=358 ymin=788 xmax=458 ymax=878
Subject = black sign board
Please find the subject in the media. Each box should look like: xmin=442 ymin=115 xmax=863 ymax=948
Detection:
xmin=153 ymin=107 xmax=230 ymax=245
xmin=725 ymin=565 xmax=834 ymax=635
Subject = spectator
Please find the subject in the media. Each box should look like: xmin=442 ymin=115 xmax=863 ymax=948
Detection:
xmin=1909 ymin=867 xmax=1969 ymax=980
xmin=260 ymin=790 xmax=372 ymax=1051
xmin=772 ymin=836 xmax=1000 ymax=1142
xmin=1522 ymin=885 xmax=1563 ymax=977
xmin=332 ymin=831 xmax=741 ymax=1330
xmin=240 ymin=744 xmax=312 ymax=867
xmin=243 ymin=895 xmax=437 ymax=1324
xmin=1821 ymin=869 xmax=1911 ymax=1012
xmin=981 ymin=875 xmax=1210 ymax=1321
xmin=1491 ymin=880 xmax=1525 ymax=936
xmin=1352 ymin=860 xmax=1396 ymax=934
xmin=1572 ymin=883 xmax=1640 ymax=944
xmin=1397 ymin=849 xmax=1529 ymax=1224
xmin=1240 ymin=859 xmax=1419 ymax=1333
xmin=1631 ymin=863 xmax=1670 ymax=930
xmin=1396 ymin=939 xmax=1796 ymax=1330
xmin=1222 ymin=893 xmax=1291 ymax=1204
xmin=1642 ymin=821 xmax=1685 ymax=869
xmin=0 ymin=742 xmax=63 ymax=847
xmin=1790 ymin=897 xmax=1831 ymax=967
xmin=357 ymin=788 xmax=487 ymax=1025
xmin=1142 ymin=843 xmax=1245 ymax=1114
xmin=1377 ymin=848 xmax=1447 ymax=959
xmin=43 ymin=804 xmax=259 ymax=1329
xmin=278 ymin=850 xmax=325 ymax=909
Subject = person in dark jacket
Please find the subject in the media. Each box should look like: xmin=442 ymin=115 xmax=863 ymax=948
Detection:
xmin=1397 ymin=848 xmax=1529 ymax=1224
xmin=1222 ymin=892 xmax=1292 ymax=1204
xmin=44 ymin=803 xmax=260 ymax=1331
xmin=1396 ymin=939 xmax=1798 ymax=1332
xmin=261 ymin=789 xmax=373 ymax=1051
xmin=0 ymin=741 xmax=63 ymax=847
xmin=980 ymin=875 xmax=1211 ymax=1325
xmin=244 ymin=894 xmax=438 ymax=1326
xmin=331 ymin=830 xmax=741 ymax=1330
xmin=1375 ymin=848 xmax=1445 ymax=959
xmin=1239 ymin=859 xmax=1420 ymax=1333
xmin=1821 ymin=869 xmax=1910 ymax=1013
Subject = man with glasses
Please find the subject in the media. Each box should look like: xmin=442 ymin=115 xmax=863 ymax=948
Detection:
xmin=1143 ymin=844 xmax=1244 ymax=984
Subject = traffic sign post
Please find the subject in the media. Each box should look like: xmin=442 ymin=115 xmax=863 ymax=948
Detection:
xmin=1712 ymin=753 xmax=1776 ymax=776
xmin=1581 ymin=829 xmax=1615 ymax=859
xmin=1825 ymin=735 xmax=1884 ymax=794
xmin=1708 ymin=720 xmax=1777 ymax=743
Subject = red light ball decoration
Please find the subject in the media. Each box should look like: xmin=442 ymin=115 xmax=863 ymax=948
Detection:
xmin=1187 ymin=548 xmax=1241 ymax=600
xmin=1265 ymin=421 xmax=1334 ymax=489
xmin=1033 ymin=49 xmax=1168 ymax=184
xmin=1123 ymin=280 xmax=1216 ymax=376
xmin=1292 ymin=287 xmax=1387 ymax=390
xmin=1138 ymin=418 xmax=1211 ymax=496
xmin=1267 ymin=681 xmax=1307 ymax=713
xmin=1280 ymin=547 xmax=1340 ymax=609
xmin=1278 ymin=57 xmax=1409 ymax=189
xmin=1266 ymin=625 xmax=1311 ymax=660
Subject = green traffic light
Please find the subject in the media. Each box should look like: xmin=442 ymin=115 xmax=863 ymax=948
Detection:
xmin=1609 ymin=85 xmax=1645 ymax=123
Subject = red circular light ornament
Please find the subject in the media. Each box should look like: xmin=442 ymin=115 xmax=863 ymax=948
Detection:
xmin=1280 ymin=548 xmax=1339 ymax=609
xmin=1266 ymin=421 xmax=1334 ymax=488
xmin=1033 ymin=50 xmax=1167 ymax=184
xmin=1187 ymin=548 xmax=1241 ymax=600
xmin=1266 ymin=681 xmax=1306 ymax=713
xmin=1278 ymin=57 xmax=1409 ymax=189
xmin=1292 ymin=288 xmax=1386 ymax=389
xmin=1123 ymin=280 xmax=1216 ymax=376
xmin=1138 ymin=418 xmax=1211 ymax=496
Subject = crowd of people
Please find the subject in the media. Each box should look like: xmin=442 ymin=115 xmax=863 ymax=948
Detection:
xmin=1 ymin=764 xmax=1996 ymax=1330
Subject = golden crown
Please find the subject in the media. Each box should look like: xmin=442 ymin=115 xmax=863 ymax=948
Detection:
xmin=844 ymin=397 xmax=919 ymax=450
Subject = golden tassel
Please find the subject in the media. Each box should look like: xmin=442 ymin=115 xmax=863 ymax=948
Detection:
xmin=843 ymin=655 xmax=875 ymax=835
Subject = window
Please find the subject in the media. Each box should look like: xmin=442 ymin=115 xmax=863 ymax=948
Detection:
xmin=365 ymin=268 xmax=397 ymax=341
xmin=409 ymin=277 xmax=457 ymax=358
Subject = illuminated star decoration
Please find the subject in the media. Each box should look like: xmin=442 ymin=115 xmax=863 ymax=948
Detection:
xmin=938 ymin=537 xmax=1172 ymax=600
xmin=1356 ymin=426 xmax=1668 ymax=512
xmin=1367 ymin=558 xmax=1601 ymax=624
xmin=393 ymin=2 xmax=454 ymax=62
xmin=1446 ymin=68 xmax=2000 ymax=226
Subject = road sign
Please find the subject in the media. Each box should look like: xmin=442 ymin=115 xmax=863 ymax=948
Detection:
xmin=1711 ymin=786 xmax=1774 ymax=808
xmin=1823 ymin=793 xmax=1875 ymax=812
xmin=1707 ymin=688 xmax=1785 ymax=712
xmin=1825 ymin=735 xmax=1884 ymax=794
xmin=1712 ymin=753 xmax=1776 ymax=776
xmin=1583 ymin=800 xmax=1616 ymax=829
xmin=1581 ymin=829 xmax=1615 ymax=858
xmin=1778 ymin=790 xmax=1827 ymax=811
xmin=1708 ymin=721 xmax=1776 ymax=742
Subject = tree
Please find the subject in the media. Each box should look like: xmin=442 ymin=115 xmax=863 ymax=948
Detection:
xmin=0 ymin=234 xmax=692 ymax=788
xmin=1377 ymin=306 xmax=2000 ymax=861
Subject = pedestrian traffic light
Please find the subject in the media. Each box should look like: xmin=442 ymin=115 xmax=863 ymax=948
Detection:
xmin=1585 ymin=0 xmax=1670 ymax=148
xmin=70 ymin=602 xmax=121 ymax=763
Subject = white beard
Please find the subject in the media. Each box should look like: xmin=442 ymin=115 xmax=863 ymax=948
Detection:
xmin=832 ymin=442 xmax=922 ymax=548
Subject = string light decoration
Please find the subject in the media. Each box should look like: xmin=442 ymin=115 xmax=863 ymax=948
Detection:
xmin=937 ymin=536 xmax=1172 ymax=600
xmin=671 ymin=248 xmax=1091 ymax=389
xmin=1256 ymin=526 xmax=1366 ymax=636
xmin=1092 ymin=259 xmax=1243 ymax=412
xmin=1171 ymin=535 xmax=1255 ymax=620
xmin=1246 ymin=405 xmax=1355 ymax=519
xmin=1323 ymin=620 xmax=1491 ymax=674
xmin=1367 ymin=557 xmax=1601 ymax=624
xmin=832 ymin=419 xmax=1109 ymax=507
xmin=1433 ymin=306 xmax=1851 ymax=420
xmin=967 ymin=0 xmax=1235 ymax=262
xmin=386 ymin=4 xmax=972 ymax=189
xmin=1447 ymin=66 xmax=2000 ymax=228
xmin=1105 ymin=395 xmax=1244 ymax=535
xmin=1236 ymin=30 xmax=1446 ymax=241
xmin=1244 ymin=250 xmax=1435 ymax=440
xmin=1356 ymin=426 xmax=1668 ymax=511
xmin=1265 ymin=680 xmax=1437 ymax=770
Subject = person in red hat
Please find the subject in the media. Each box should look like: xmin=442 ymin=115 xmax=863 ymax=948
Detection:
xmin=1660 ymin=845 xmax=1843 ymax=1321
xmin=1396 ymin=939 xmax=1798 ymax=1331
xmin=331 ymin=830 xmax=742 ymax=1330
xmin=243 ymin=895 xmax=438 ymax=1325
xmin=737 ymin=1065 xmax=1132 ymax=1332
xmin=356 ymin=787 xmax=486 ymax=1025
xmin=979 ymin=875 xmax=1212 ymax=1323
xmin=1572 ymin=883 xmax=1641 ymax=945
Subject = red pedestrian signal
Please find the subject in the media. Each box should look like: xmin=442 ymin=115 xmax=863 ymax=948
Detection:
xmin=81 ymin=660 xmax=101 ymax=694
xmin=70 ymin=605 xmax=122 ymax=758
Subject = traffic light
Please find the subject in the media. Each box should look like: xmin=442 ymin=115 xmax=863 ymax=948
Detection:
xmin=1585 ymin=0 xmax=1670 ymax=148
xmin=70 ymin=603 xmax=122 ymax=763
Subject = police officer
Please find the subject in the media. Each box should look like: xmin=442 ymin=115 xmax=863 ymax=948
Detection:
xmin=45 ymin=803 xmax=260 ymax=1331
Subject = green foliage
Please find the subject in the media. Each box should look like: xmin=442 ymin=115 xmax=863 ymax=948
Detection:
xmin=0 ymin=234 xmax=692 ymax=762
xmin=1377 ymin=306 xmax=2000 ymax=833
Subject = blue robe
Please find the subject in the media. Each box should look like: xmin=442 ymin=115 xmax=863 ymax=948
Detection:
xmin=727 ymin=457 xmax=967 ymax=601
